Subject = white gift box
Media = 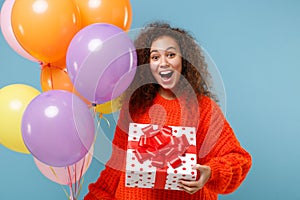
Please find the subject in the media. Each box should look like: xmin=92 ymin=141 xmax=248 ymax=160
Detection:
xmin=125 ymin=123 xmax=197 ymax=190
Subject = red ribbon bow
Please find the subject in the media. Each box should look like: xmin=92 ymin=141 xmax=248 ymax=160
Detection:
xmin=133 ymin=125 xmax=190 ymax=169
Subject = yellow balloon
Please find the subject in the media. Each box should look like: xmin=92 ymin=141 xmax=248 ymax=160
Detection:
xmin=95 ymin=96 xmax=122 ymax=114
xmin=0 ymin=84 xmax=40 ymax=154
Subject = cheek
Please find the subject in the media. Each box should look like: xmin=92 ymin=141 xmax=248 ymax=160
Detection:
xmin=173 ymin=59 xmax=182 ymax=72
xmin=149 ymin=63 xmax=157 ymax=74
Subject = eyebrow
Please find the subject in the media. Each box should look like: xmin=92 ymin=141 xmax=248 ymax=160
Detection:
xmin=150 ymin=46 xmax=177 ymax=54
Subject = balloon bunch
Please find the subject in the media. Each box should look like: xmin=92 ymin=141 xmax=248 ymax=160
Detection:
xmin=0 ymin=0 xmax=136 ymax=199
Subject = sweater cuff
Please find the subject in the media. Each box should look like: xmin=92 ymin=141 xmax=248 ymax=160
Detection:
xmin=205 ymin=158 xmax=233 ymax=188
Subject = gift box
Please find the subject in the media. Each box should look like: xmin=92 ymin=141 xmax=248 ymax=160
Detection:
xmin=125 ymin=123 xmax=197 ymax=190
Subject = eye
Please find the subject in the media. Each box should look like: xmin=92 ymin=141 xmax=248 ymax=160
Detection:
xmin=151 ymin=54 xmax=159 ymax=61
xmin=167 ymin=52 xmax=176 ymax=58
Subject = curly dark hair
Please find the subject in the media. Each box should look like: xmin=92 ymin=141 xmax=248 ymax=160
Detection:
xmin=123 ymin=21 xmax=216 ymax=115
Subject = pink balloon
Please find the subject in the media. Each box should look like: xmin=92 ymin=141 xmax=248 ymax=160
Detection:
xmin=34 ymin=147 xmax=94 ymax=185
xmin=0 ymin=0 xmax=37 ymax=62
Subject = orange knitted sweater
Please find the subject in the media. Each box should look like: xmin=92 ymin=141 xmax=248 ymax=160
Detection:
xmin=84 ymin=94 xmax=252 ymax=200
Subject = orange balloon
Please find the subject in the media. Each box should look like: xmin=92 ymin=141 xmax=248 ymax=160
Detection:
xmin=75 ymin=0 xmax=132 ymax=31
xmin=40 ymin=65 xmax=91 ymax=106
xmin=40 ymin=65 xmax=72 ymax=92
xmin=11 ymin=0 xmax=82 ymax=63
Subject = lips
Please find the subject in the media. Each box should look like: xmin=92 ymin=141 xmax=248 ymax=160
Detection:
xmin=159 ymin=70 xmax=174 ymax=80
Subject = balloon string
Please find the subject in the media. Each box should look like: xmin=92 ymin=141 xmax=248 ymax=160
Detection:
xmin=75 ymin=156 xmax=86 ymax=198
xmin=49 ymin=166 xmax=70 ymax=199
xmin=77 ymin=146 xmax=93 ymax=199
xmin=74 ymin=164 xmax=77 ymax=195
xmin=91 ymin=108 xmax=102 ymax=147
xmin=99 ymin=113 xmax=111 ymax=128
xmin=79 ymin=156 xmax=85 ymax=188
xmin=91 ymin=104 xmax=111 ymax=129
xmin=90 ymin=111 xmax=108 ymax=151
xmin=67 ymin=166 xmax=75 ymax=200
xmin=69 ymin=185 xmax=75 ymax=200
xmin=66 ymin=165 xmax=72 ymax=187
xmin=76 ymin=176 xmax=84 ymax=199
xmin=49 ymin=166 xmax=60 ymax=183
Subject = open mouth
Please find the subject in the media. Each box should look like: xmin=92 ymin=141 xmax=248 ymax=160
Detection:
xmin=159 ymin=71 xmax=174 ymax=80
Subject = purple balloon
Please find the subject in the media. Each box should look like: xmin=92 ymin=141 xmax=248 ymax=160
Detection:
xmin=21 ymin=90 xmax=95 ymax=167
xmin=66 ymin=23 xmax=137 ymax=104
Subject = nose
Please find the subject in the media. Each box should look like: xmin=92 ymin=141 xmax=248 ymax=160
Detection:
xmin=159 ymin=56 xmax=169 ymax=68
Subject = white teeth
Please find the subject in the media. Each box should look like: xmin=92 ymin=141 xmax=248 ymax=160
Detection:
xmin=159 ymin=71 xmax=172 ymax=75
xmin=159 ymin=70 xmax=174 ymax=80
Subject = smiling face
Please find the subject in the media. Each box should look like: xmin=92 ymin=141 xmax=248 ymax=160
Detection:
xmin=149 ymin=36 xmax=182 ymax=99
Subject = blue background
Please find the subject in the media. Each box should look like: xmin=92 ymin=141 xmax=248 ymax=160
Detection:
xmin=1 ymin=0 xmax=300 ymax=199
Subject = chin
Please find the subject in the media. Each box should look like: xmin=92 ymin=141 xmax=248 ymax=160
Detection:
xmin=159 ymin=84 xmax=176 ymax=91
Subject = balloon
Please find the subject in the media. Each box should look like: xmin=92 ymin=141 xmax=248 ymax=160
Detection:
xmin=75 ymin=0 xmax=132 ymax=31
xmin=34 ymin=146 xmax=94 ymax=185
xmin=40 ymin=66 xmax=73 ymax=92
xmin=95 ymin=96 xmax=122 ymax=114
xmin=66 ymin=23 xmax=137 ymax=104
xmin=40 ymin=65 xmax=91 ymax=106
xmin=0 ymin=84 xmax=40 ymax=154
xmin=21 ymin=90 xmax=95 ymax=167
xmin=0 ymin=0 xmax=37 ymax=61
xmin=11 ymin=0 xmax=81 ymax=63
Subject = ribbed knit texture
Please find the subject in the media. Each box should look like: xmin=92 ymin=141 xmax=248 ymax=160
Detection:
xmin=84 ymin=94 xmax=252 ymax=200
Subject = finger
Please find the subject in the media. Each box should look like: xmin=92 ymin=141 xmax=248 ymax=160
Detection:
xmin=179 ymin=179 xmax=199 ymax=187
xmin=192 ymin=164 xmax=202 ymax=170
xmin=179 ymin=179 xmax=204 ymax=192
xmin=178 ymin=183 xmax=198 ymax=194
xmin=192 ymin=164 xmax=209 ymax=173
xmin=193 ymin=164 xmax=211 ymax=173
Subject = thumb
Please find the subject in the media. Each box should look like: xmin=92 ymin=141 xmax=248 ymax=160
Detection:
xmin=192 ymin=164 xmax=206 ymax=172
xmin=192 ymin=164 xmax=211 ymax=180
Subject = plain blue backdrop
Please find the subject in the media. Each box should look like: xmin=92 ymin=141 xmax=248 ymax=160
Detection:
xmin=1 ymin=0 xmax=300 ymax=199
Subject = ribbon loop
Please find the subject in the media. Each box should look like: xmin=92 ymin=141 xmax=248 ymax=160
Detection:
xmin=133 ymin=125 xmax=190 ymax=169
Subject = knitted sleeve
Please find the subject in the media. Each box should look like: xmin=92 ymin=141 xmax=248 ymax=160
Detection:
xmin=84 ymin=108 xmax=129 ymax=200
xmin=198 ymin=97 xmax=252 ymax=194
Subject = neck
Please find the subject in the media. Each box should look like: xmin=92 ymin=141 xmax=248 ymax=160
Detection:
xmin=158 ymin=87 xmax=180 ymax=100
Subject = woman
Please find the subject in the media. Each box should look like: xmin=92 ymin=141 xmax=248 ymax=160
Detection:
xmin=84 ymin=21 xmax=252 ymax=200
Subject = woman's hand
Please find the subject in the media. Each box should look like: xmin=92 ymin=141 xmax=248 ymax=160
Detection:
xmin=178 ymin=164 xmax=211 ymax=194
